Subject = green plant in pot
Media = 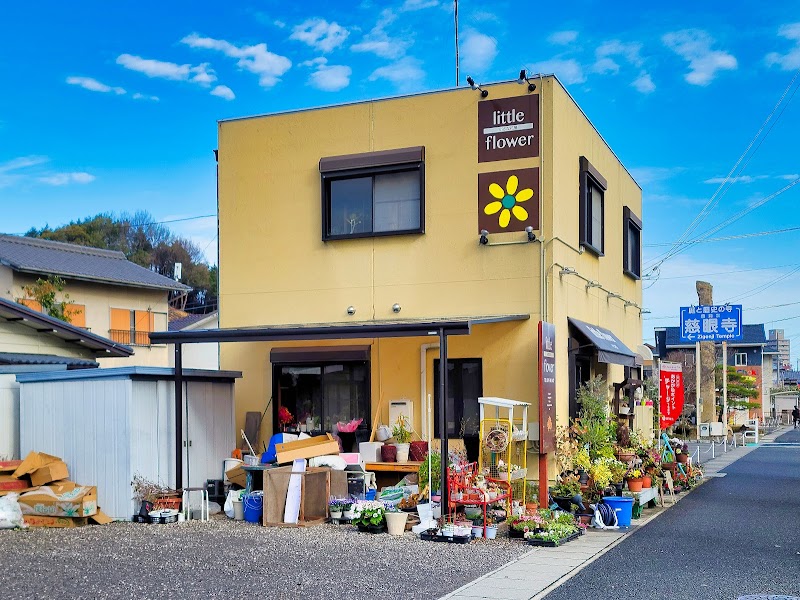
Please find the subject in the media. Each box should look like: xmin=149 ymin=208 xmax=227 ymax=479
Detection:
xmin=550 ymin=476 xmax=583 ymax=512
xmin=352 ymin=500 xmax=386 ymax=533
xmin=392 ymin=416 xmax=413 ymax=463
xmin=418 ymin=451 xmax=441 ymax=493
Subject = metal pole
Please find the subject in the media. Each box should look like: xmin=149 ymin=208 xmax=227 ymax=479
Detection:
xmin=438 ymin=328 xmax=449 ymax=511
xmin=656 ymin=358 xmax=661 ymax=436
xmin=175 ymin=343 xmax=184 ymax=490
xmin=454 ymin=0 xmax=459 ymax=86
xmin=695 ymin=341 xmax=701 ymax=442
xmin=722 ymin=341 xmax=728 ymax=434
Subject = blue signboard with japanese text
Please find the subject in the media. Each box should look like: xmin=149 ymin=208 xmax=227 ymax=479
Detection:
xmin=679 ymin=304 xmax=743 ymax=343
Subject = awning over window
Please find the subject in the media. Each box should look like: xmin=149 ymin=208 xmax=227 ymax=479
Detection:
xmin=270 ymin=345 xmax=370 ymax=364
xmin=568 ymin=317 xmax=639 ymax=367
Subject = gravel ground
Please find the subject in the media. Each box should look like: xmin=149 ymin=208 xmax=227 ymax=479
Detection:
xmin=0 ymin=518 xmax=529 ymax=600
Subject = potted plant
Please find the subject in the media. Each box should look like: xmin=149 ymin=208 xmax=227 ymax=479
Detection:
xmin=524 ymin=482 xmax=539 ymax=514
xmin=384 ymin=503 xmax=408 ymax=536
xmin=341 ymin=500 xmax=355 ymax=520
xmin=418 ymin=451 xmax=441 ymax=493
xmin=550 ymin=477 xmax=582 ymax=512
xmin=575 ymin=448 xmax=591 ymax=484
xmin=392 ymin=415 xmax=412 ymax=463
xmin=625 ymin=467 xmax=644 ymax=492
xmin=329 ymin=498 xmax=344 ymax=520
xmin=485 ymin=515 xmax=499 ymax=540
xmin=352 ymin=500 xmax=386 ymax=533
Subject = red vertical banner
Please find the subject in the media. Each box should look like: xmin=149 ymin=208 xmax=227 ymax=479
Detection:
xmin=659 ymin=362 xmax=684 ymax=429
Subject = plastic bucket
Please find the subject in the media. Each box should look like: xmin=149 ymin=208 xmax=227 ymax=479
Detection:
xmin=243 ymin=492 xmax=263 ymax=524
xmin=602 ymin=496 xmax=633 ymax=527
xmin=233 ymin=499 xmax=244 ymax=521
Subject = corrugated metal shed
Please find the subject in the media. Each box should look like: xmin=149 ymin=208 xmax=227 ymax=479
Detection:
xmin=17 ymin=367 xmax=241 ymax=520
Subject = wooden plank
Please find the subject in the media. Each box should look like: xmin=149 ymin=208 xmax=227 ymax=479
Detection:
xmin=365 ymin=461 xmax=422 ymax=473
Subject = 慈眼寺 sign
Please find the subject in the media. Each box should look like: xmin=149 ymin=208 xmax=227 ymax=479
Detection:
xmin=659 ymin=362 xmax=684 ymax=430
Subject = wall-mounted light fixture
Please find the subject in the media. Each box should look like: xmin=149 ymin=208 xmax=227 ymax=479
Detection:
xmin=517 ymin=69 xmax=537 ymax=93
xmin=479 ymin=229 xmax=489 ymax=245
xmin=525 ymin=226 xmax=536 ymax=242
xmin=585 ymin=280 xmax=601 ymax=291
xmin=624 ymin=300 xmax=639 ymax=309
xmin=346 ymin=306 xmax=356 ymax=315
xmin=466 ymin=76 xmax=489 ymax=98
xmin=607 ymin=291 xmax=623 ymax=300
xmin=392 ymin=303 xmax=402 ymax=313
xmin=559 ymin=266 xmax=577 ymax=277
xmin=640 ymin=308 xmax=652 ymax=315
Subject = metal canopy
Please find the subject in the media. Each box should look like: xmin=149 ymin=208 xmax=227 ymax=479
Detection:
xmin=568 ymin=317 xmax=639 ymax=367
xmin=153 ymin=315 xmax=529 ymax=495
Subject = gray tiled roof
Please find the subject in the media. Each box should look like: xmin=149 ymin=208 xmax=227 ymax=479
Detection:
xmin=169 ymin=312 xmax=212 ymax=331
xmin=0 ymin=235 xmax=190 ymax=291
xmin=0 ymin=352 xmax=98 ymax=368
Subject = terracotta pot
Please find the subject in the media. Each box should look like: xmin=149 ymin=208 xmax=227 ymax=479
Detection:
xmin=627 ymin=477 xmax=644 ymax=493
xmin=525 ymin=502 xmax=539 ymax=515
xmin=641 ymin=475 xmax=652 ymax=489
xmin=615 ymin=451 xmax=636 ymax=463
xmin=677 ymin=453 xmax=689 ymax=465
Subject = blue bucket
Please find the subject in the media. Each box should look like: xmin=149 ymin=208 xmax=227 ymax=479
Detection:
xmin=602 ymin=496 xmax=633 ymax=527
xmin=243 ymin=492 xmax=263 ymax=524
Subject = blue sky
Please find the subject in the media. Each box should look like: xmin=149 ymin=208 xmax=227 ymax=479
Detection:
xmin=1 ymin=1 xmax=799 ymax=363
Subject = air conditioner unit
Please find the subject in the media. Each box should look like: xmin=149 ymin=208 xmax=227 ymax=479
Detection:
xmin=708 ymin=422 xmax=724 ymax=436
xmin=699 ymin=423 xmax=711 ymax=437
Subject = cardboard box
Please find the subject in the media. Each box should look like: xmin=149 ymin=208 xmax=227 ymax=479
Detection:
xmin=23 ymin=515 xmax=88 ymax=528
xmin=0 ymin=475 xmax=30 ymax=492
xmin=29 ymin=461 xmax=69 ymax=487
xmin=275 ymin=434 xmax=340 ymax=464
xmin=0 ymin=460 xmax=22 ymax=472
xmin=225 ymin=465 xmax=247 ymax=488
xmin=17 ymin=484 xmax=97 ymax=517
xmin=263 ymin=466 xmax=329 ymax=527
xmin=12 ymin=451 xmax=63 ymax=479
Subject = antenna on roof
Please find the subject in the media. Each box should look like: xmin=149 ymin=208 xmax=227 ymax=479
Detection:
xmin=174 ymin=262 xmax=182 ymax=282
xmin=454 ymin=0 xmax=459 ymax=86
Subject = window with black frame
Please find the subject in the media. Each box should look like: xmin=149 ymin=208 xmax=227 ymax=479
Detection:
xmin=623 ymin=206 xmax=642 ymax=279
xmin=320 ymin=147 xmax=425 ymax=241
xmin=579 ymin=156 xmax=607 ymax=256
xmin=274 ymin=362 xmax=369 ymax=432
xmin=433 ymin=358 xmax=483 ymax=462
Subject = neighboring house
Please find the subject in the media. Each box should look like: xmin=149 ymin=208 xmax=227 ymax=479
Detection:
xmin=168 ymin=310 xmax=219 ymax=370
xmin=0 ymin=234 xmax=190 ymax=367
xmin=0 ymin=297 xmax=133 ymax=458
xmin=205 ymin=78 xmax=645 ymax=458
xmin=654 ymin=324 xmax=768 ymax=420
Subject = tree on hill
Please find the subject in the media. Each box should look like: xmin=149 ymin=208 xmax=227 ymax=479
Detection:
xmin=25 ymin=211 xmax=216 ymax=313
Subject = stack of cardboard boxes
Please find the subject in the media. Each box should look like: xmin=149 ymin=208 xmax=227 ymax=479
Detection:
xmin=0 ymin=452 xmax=111 ymax=528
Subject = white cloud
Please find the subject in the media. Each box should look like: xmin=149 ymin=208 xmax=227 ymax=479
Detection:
xmin=290 ymin=18 xmax=349 ymax=53
xmin=274 ymin=20 xmax=286 ymax=29
xmin=210 ymin=85 xmax=235 ymax=100
xmin=662 ymin=29 xmax=737 ymax=85
xmin=118 ymin=54 xmax=192 ymax=80
xmin=0 ymin=156 xmax=49 ymax=173
xmin=368 ymin=56 xmax=425 ymax=91
xmin=592 ymin=57 xmax=619 ymax=75
xmin=778 ymin=173 xmax=800 ymax=180
xmin=596 ymin=40 xmax=644 ymax=67
xmin=401 ymin=0 xmax=439 ymax=10
xmin=351 ymin=9 xmax=410 ymax=59
xmin=471 ymin=10 xmax=501 ymax=24
xmin=181 ymin=33 xmax=292 ymax=88
xmin=132 ymin=92 xmax=159 ymax=101
xmin=460 ymin=29 xmax=497 ymax=73
xmin=703 ymin=175 xmax=768 ymax=184
xmin=38 ymin=172 xmax=96 ymax=185
xmin=548 ymin=30 xmax=578 ymax=45
xmin=765 ymin=22 xmax=800 ymax=70
xmin=66 ymin=76 xmax=125 ymax=95
xmin=629 ymin=166 xmax=682 ymax=186
xmin=528 ymin=58 xmax=585 ymax=84
xmin=301 ymin=57 xmax=351 ymax=92
xmin=632 ymin=72 xmax=655 ymax=93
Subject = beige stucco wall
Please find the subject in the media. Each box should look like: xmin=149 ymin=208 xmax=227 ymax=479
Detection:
xmin=217 ymin=78 xmax=643 ymax=453
xmin=3 ymin=271 xmax=171 ymax=367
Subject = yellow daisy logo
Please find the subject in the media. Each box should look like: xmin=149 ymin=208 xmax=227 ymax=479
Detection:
xmin=483 ymin=175 xmax=534 ymax=228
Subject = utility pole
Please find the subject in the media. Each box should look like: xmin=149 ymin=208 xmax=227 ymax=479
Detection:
xmin=695 ymin=341 xmax=701 ymax=441
xmin=722 ymin=341 xmax=728 ymax=430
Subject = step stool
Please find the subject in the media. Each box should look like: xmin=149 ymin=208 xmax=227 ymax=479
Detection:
xmin=182 ymin=487 xmax=209 ymax=522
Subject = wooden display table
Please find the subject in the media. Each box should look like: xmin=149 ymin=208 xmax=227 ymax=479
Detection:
xmin=624 ymin=486 xmax=659 ymax=507
xmin=365 ymin=461 xmax=422 ymax=489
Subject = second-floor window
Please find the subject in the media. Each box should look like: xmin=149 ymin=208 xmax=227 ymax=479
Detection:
xmin=320 ymin=146 xmax=425 ymax=241
xmin=579 ymin=156 xmax=607 ymax=256
xmin=17 ymin=298 xmax=86 ymax=328
xmin=110 ymin=308 xmax=156 ymax=347
xmin=623 ymin=206 xmax=642 ymax=279
xmin=735 ymin=352 xmax=747 ymax=366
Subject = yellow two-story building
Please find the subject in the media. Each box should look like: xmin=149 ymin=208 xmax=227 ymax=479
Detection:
xmin=171 ymin=77 xmax=645 ymax=483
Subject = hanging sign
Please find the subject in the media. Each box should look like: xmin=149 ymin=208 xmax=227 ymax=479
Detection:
xmin=538 ymin=321 xmax=556 ymax=453
xmin=679 ymin=304 xmax=742 ymax=342
xmin=659 ymin=362 xmax=684 ymax=430
xmin=478 ymin=95 xmax=540 ymax=163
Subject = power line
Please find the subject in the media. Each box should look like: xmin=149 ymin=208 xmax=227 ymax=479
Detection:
xmin=6 ymin=213 xmax=217 ymax=236
xmin=653 ymin=262 xmax=800 ymax=280
xmin=644 ymin=300 xmax=800 ymax=321
xmin=644 ymin=225 xmax=800 ymax=248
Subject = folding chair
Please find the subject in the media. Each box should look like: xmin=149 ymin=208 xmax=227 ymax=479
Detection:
xmin=660 ymin=470 xmax=676 ymax=506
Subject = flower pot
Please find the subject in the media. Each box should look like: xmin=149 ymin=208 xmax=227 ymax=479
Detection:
xmin=380 ymin=445 xmax=397 ymax=462
xmin=330 ymin=509 xmax=342 ymax=519
xmin=615 ymin=451 xmax=636 ymax=463
xmin=385 ymin=511 xmax=408 ymax=535
xmin=578 ymin=470 xmax=589 ymax=485
xmin=641 ymin=475 xmax=652 ymax=489
xmin=553 ymin=496 xmax=573 ymax=512
xmin=357 ymin=523 xmax=386 ymax=534
xmin=626 ymin=477 xmax=644 ymax=493
xmin=394 ymin=443 xmax=410 ymax=463
xmin=525 ymin=502 xmax=539 ymax=515
xmin=342 ymin=508 xmax=355 ymax=520
xmin=409 ymin=441 xmax=428 ymax=461
xmin=485 ymin=525 xmax=498 ymax=539
xmin=471 ymin=525 xmax=483 ymax=538
xmin=613 ymin=482 xmax=624 ymax=496
xmin=677 ymin=453 xmax=689 ymax=465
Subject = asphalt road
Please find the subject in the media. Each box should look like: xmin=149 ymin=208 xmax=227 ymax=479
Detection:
xmin=545 ymin=427 xmax=800 ymax=600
